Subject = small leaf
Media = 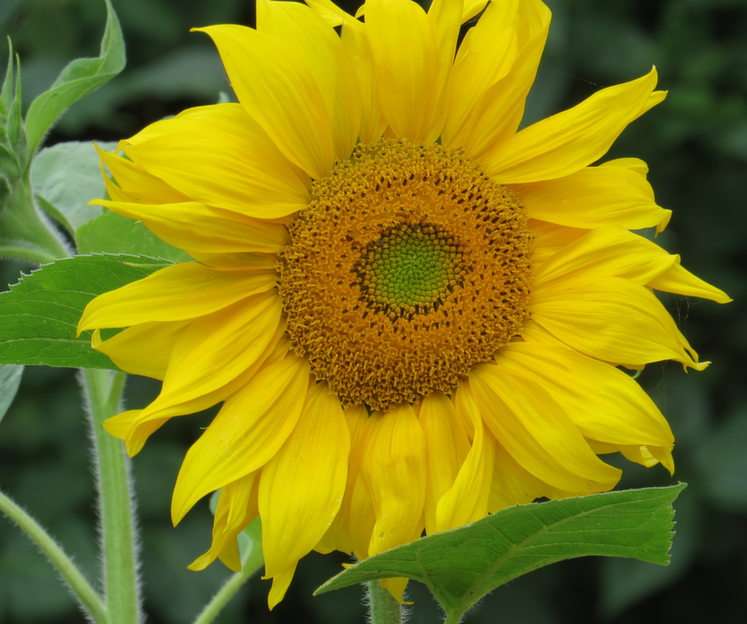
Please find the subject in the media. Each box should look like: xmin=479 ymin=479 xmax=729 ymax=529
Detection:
xmin=0 ymin=254 xmax=168 ymax=368
xmin=77 ymin=212 xmax=190 ymax=262
xmin=0 ymin=364 xmax=23 ymax=423
xmin=0 ymin=41 xmax=26 ymax=171
xmin=315 ymin=485 xmax=686 ymax=621
xmin=24 ymin=0 xmax=125 ymax=154
xmin=30 ymin=141 xmax=115 ymax=236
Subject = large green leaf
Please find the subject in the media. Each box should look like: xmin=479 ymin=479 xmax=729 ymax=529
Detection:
xmin=30 ymin=141 xmax=115 ymax=237
xmin=24 ymin=0 xmax=125 ymax=155
xmin=0 ymin=254 xmax=167 ymax=368
xmin=0 ymin=364 xmax=23 ymax=423
xmin=77 ymin=212 xmax=190 ymax=262
xmin=600 ymin=485 xmax=700 ymax=617
xmin=316 ymin=484 xmax=686 ymax=622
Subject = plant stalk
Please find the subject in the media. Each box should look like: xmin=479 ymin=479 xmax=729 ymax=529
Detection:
xmin=366 ymin=581 xmax=403 ymax=624
xmin=0 ymin=173 xmax=70 ymax=263
xmin=443 ymin=611 xmax=464 ymax=624
xmin=192 ymin=536 xmax=264 ymax=624
xmin=0 ymin=489 xmax=108 ymax=623
xmin=81 ymin=369 xmax=140 ymax=624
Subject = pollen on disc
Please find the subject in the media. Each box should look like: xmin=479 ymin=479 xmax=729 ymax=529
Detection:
xmin=278 ymin=139 xmax=532 ymax=412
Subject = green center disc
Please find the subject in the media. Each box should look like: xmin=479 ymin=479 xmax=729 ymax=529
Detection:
xmin=355 ymin=223 xmax=466 ymax=312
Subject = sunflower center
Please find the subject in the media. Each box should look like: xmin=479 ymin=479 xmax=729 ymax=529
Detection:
xmin=355 ymin=223 xmax=466 ymax=313
xmin=278 ymin=139 xmax=531 ymax=412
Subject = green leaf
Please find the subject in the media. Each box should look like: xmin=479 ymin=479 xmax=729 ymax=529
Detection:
xmin=0 ymin=254 xmax=168 ymax=368
xmin=315 ymin=484 xmax=686 ymax=622
xmin=0 ymin=364 xmax=23 ymax=423
xmin=0 ymin=41 xmax=25 ymax=173
xmin=600 ymin=485 xmax=701 ymax=617
xmin=30 ymin=141 xmax=115 ymax=236
xmin=24 ymin=0 xmax=125 ymax=155
xmin=77 ymin=212 xmax=190 ymax=262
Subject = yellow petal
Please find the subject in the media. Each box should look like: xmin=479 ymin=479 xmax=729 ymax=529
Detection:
xmin=469 ymin=367 xmax=621 ymax=494
xmin=426 ymin=0 xmax=464 ymax=137
xmin=533 ymin=226 xmax=678 ymax=287
xmin=443 ymin=0 xmax=550 ymax=157
xmin=187 ymin=253 xmax=279 ymax=273
xmin=419 ymin=393 xmax=469 ymax=534
xmin=355 ymin=0 xmax=486 ymax=23
xmin=188 ymin=473 xmax=258 ymax=572
xmin=490 ymin=441 xmax=558 ymax=511
xmin=362 ymin=406 xmax=426 ymax=557
xmin=95 ymin=146 xmax=186 ymax=204
xmin=302 ymin=1 xmax=385 ymax=143
xmin=516 ymin=158 xmax=672 ymax=232
xmin=496 ymin=342 xmax=674 ymax=462
xmin=121 ymin=103 xmax=308 ymax=218
xmin=532 ymin=276 xmax=708 ymax=370
xmin=485 ymin=68 xmax=664 ymax=182
xmin=78 ymin=262 xmax=276 ymax=331
xmin=532 ymin=226 xmax=731 ymax=304
xmin=259 ymin=384 xmax=349 ymax=607
xmin=257 ymin=0 xmax=360 ymax=163
xmin=136 ymin=295 xmax=282 ymax=415
xmin=304 ymin=0 xmax=356 ymax=27
xmin=434 ymin=386 xmax=494 ymax=533
xmin=92 ymin=321 xmax=187 ymax=380
xmin=341 ymin=22 xmax=386 ymax=144
xmin=529 ymin=220 xmax=586 ymax=265
xmin=171 ymin=355 xmax=309 ymax=525
xmin=266 ymin=569 xmax=295 ymax=611
xmin=591 ymin=440 xmax=675 ymax=476
xmin=364 ymin=0 xmax=444 ymax=143
xmin=327 ymin=406 xmax=377 ymax=560
xmin=94 ymin=199 xmax=288 ymax=255
xmin=195 ymin=25 xmax=337 ymax=179
xmin=462 ymin=0 xmax=489 ymax=22
xmin=103 ymin=296 xmax=285 ymax=455
xmin=649 ymin=264 xmax=732 ymax=304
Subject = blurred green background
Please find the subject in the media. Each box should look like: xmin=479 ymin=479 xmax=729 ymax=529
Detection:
xmin=1 ymin=0 xmax=745 ymax=622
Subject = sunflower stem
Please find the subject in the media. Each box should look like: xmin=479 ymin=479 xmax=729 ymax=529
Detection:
xmin=0 ymin=489 xmax=108 ymax=623
xmin=366 ymin=582 xmax=403 ymax=624
xmin=81 ymin=368 xmax=141 ymax=624
xmin=192 ymin=556 xmax=263 ymax=624
xmin=0 ymin=172 xmax=71 ymax=263
xmin=443 ymin=610 xmax=464 ymax=624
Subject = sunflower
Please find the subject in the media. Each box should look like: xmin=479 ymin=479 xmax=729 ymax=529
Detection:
xmin=77 ymin=0 xmax=730 ymax=608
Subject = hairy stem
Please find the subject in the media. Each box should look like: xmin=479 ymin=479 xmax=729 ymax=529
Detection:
xmin=0 ymin=489 xmax=107 ymax=623
xmin=0 ymin=173 xmax=70 ymax=263
xmin=81 ymin=369 xmax=140 ymax=624
xmin=366 ymin=582 xmax=403 ymax=624
xmin=192 ymin=537 xmax=263 ymax=624
xmin=443 ymin=610 xmax=464 ymax=624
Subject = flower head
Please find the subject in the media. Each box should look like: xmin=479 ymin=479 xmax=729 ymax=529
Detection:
xmin=78 ymin=0 xmax=730 ymax=608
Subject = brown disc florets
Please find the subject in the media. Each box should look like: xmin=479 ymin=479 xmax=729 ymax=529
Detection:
xmin=278 ymin=139 xmax=531 ymax=412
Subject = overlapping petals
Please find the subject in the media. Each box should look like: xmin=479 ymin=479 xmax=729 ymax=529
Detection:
xmin=77 ymin=0 xmax=730 ymax=610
